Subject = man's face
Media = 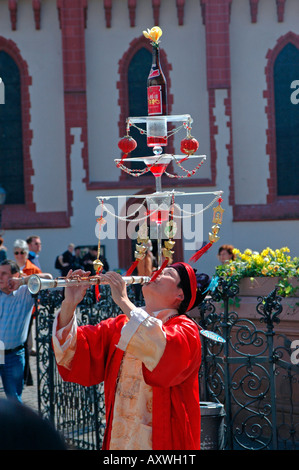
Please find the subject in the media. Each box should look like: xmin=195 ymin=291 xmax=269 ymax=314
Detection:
xmin=0 ymin=265 xmax=18 ymax=294
xmin=143 ymin=267 xmax=184 ymax=310
xmin=28 ymin=237 xmax=42 ymax=254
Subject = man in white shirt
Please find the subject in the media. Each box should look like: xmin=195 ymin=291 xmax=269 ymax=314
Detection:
xmin=26 ymin=235 xmax=42 ymax=269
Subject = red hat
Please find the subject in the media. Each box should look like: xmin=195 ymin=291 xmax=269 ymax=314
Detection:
xmin=170 ymin=262 xmax=210 ymax=313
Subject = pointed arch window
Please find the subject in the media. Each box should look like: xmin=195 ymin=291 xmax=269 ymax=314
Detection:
xmin=117 ymin=35 xmax=174 ymax=182
xmin=127 ymin=46 xmax=152 ymax=169
xmin=0 ymin=37 xmax=70 ymax=229
xmin=234 ymin=33 xmax=299 ymax=220
xmin=274 ymin=42 xmax=299 ymax=196
xmin=0 ymin=51 xmax=25 ymax=204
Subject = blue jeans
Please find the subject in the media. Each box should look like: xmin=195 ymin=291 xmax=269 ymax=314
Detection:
xmin=0 ymin=348 xmax=25 ymax=402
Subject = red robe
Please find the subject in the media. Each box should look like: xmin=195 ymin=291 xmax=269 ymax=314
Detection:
xmin=56 ymin=314 xmax=201 ymax=450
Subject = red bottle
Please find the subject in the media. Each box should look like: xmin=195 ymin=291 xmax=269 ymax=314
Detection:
xmin=147 ymin=45 xmax=168 ymax=147
xmin=147 ymin=45 xmax=167 ymax=115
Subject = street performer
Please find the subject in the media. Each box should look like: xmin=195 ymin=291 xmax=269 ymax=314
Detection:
xmin=52 ymin=263 xmax=210 ymax=450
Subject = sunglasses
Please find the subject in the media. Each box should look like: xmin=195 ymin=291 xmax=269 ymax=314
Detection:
xmin=14 ymin=251 xmax=26 ymax=255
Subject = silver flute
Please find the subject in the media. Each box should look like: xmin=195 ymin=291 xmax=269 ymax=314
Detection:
xmin=27 ymin=274 xmax=151 ymax=295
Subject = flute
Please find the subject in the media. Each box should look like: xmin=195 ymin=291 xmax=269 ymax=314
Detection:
xmin=27 ymin=273 xmax=151 ymax=295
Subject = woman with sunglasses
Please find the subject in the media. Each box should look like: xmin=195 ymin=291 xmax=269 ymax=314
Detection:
xmin=13 ymin=239 xmax=42 ymax=276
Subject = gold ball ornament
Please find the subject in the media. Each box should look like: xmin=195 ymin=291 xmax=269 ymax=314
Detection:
xmin=93 ymin=259 xmax=104 ymax=272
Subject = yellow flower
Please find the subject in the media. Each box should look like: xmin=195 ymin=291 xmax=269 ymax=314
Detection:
xmin=261 ymin=267 xmax=268 ymax=275
xmin=262 ymin=249 xmax=272 ymax=258
xmin=244 ymin=249 xmax=252 ymax=256
xmin=143 ymin=26 xmax=163 ymax=45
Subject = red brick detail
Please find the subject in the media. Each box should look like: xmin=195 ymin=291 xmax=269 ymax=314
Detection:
xmin=200 ymin=0 xmax=206 ymax=24
xmin=203 ymin=0 xmax=233 ymax=197
xmin=276 ymin=0 xmax=286 ymax=23
xmin=233 ymin=31 xmax=299 ymax=221
xmin=176 ymin=0 xmax=185 ymax=26
xmin=152 ymin=0 xmax=161 ymax=25
xmin=57 ymin=0 xmax=62 ymax=28
xmin=32 ymin=0 xmax=41 ymax=30
xmin=104 ymin=0 xmax=112 ymax=28
xmin=103 ymin=0 xmax=162 ymax=28
xmin=203 ymin=0 xmax=232 ymax=89
xmin=233 ymin=199 xmax=299 ymax=221
xmin=207 ymin=90 xmax=218 ymax=188
xmin=83 ymin=0 xmax=88 ymax=28
xmin=249 ymin=0 xmax=259 ymax=23
xmin=3 ymin=208 xmax=69 ymax=229
xmin=59 ymin=0 xmax=89 ymax=218
xmin=224 ymin=89 xmax=235 ymax=206
xmin=128 ymin=0 xmax=136 ymax=27
xmin=8 ymin=0 xmax=17 ymax=31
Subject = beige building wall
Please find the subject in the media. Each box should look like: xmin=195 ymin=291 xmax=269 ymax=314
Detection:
xmin=0 ymin=0 xmax=298 ymax=278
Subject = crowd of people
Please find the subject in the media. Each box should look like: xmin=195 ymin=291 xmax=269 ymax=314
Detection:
xmin=0 ymin=235 xmax=110 ymax=406
xmin=55 ymin=243 xmax=109 ymax=277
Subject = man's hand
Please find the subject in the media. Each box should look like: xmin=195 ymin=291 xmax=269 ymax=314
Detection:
xmin=100 ymin=271 xmax=135 ymax=317
xmin=63 ymin=269 xmax=91 ymax=306
xmin=7 ymin=276 xmax=25 ymax=292
xmin=57 ymin=269 xmax=91 ymax=329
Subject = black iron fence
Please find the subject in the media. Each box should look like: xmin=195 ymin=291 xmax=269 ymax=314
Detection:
xmin=198 ymin=278 xmax=299 ymax=450
xmin=33 ymin=279 xmax=299 ymax=450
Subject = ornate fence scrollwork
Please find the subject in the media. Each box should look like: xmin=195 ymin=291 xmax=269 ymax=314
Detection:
xmin=197 ymin=278 xmax=299 ymax=450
